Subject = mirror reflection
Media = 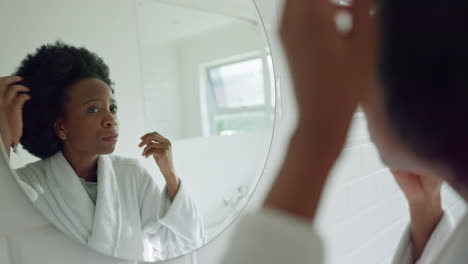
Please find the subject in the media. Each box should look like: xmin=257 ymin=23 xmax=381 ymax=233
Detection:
xmin=0 ymin=0 xmax=275 ymax=262
xmin=138 ymin=0 xmax=275 ymax=140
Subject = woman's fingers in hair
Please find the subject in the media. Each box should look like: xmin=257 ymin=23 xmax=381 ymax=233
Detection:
xmin=0 ymin=76 xmax=23 ymax=98
xmin=0 ymin=76 xmax=22 ymax=88
xmin=5 ymin=85 xmax=30 ymax=103
xmin=13 ymin=93 xmax=32 ymax=110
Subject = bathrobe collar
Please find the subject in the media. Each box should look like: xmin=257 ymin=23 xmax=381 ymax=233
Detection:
xmin=45 ymin=151 xmax=122 ymax=255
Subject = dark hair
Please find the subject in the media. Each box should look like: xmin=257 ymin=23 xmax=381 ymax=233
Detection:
xmin=378 ymin=1 xmax=468 ymax=180
xmin=13 ymin=41 xmax=114 ymax=159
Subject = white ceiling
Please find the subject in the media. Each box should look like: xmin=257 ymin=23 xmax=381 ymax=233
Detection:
xmin=137 ymin=0 xmax=258 ymax=45
xmin=152 ymin=0 xmax=258 ymax=22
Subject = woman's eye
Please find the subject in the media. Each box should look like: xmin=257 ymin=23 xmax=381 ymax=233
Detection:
xmin=110 ymin=106 xmax=118 ymax=113
xmin=88 ymin=107 xmax=99 ymax=113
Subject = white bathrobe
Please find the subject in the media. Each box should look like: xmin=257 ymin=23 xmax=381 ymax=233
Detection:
xmin=14 ymin=151 xmax=206 ymax=262
xmin=392 ymin=211 xmax=455 ymax=264
xmin=221 ymin=208 xmax=468 ymax=264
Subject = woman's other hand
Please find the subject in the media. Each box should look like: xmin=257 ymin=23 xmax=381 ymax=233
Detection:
xmin=392 ymin=170 xmax=444 ymax=260
xmin=0 ymin=76 xmax=31 ymax=157
xmin=139 ymin=132 xmax=179 ymax=200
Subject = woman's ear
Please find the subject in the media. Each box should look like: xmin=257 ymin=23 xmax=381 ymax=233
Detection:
xmin=54 ymin=119 xmax=67 ymax=139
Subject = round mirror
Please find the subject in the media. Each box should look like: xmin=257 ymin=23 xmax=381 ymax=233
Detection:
xmin=0 ymin=0 xmax=275 ymax=262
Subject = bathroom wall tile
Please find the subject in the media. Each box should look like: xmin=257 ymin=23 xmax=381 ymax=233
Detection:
xmin=322 ymin=194 xmax=408 ymax=258
xmin=316 ymin=183 xmax=350 ymax=223
xmin=343 ymin=219 xmax=407 ymax=264
xmin=347 ymin=172 xmax=382 ymax=213
xmin=329 ymin=146 xmax=365 ymax=187
xmin=357 ymin=144 xmax=386 ymax=176
xmin=375 ymin=169 xmax=401 ymax=200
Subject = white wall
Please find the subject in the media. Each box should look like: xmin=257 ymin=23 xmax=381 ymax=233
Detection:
xmin=138 ymin=43 xmax=186 ymax=140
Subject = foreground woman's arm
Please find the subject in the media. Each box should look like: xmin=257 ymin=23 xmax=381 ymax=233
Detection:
xmin=264 ymin=0 xmax=377 ymax=220
xmin=221 ymin=1 xmax=377 ymax=263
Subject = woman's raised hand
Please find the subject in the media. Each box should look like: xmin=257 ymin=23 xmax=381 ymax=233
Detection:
xmin=0 ymin=76 xmax=31 ymax=157
xmin=139 ymin=131 xmax=179 ymax=200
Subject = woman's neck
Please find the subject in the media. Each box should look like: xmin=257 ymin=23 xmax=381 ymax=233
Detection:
xmin=62 ymin=148 xmax=99 ymax=182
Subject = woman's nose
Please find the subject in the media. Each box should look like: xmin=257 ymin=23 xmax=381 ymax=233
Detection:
xmin=103 ymin=113 xmax=117 ymax=128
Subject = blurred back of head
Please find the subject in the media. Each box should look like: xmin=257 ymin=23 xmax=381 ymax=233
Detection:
xmin=378 ymin=0 xmax=468 ymax=182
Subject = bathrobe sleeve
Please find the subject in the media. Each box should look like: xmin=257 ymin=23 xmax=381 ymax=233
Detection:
xmin=137 ymin=165 xmax=206 ymax=261
xmin=392 ymin=211 xmax=455 ymax=264
xmin=221 ymin=208 xmax=324 ymax=264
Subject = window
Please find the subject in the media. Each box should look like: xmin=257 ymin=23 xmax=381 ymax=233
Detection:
xmin=205 ymin=55 xmax=275 ymax=136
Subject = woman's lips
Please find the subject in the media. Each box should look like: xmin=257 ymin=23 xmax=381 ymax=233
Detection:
xmin=103 ymin=135 xmax=118 ymax=143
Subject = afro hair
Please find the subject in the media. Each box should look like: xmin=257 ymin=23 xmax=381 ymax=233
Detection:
xmin=13 ymin=41 xmax=114 ymax=159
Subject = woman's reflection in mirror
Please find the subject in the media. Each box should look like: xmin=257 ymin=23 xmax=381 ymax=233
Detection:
xmin=0 ymin=41 xmax=206 ymax=261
